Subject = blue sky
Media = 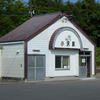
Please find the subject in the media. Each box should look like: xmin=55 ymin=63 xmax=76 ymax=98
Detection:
xmin=22 ymin=0 xmax=100 ymax=3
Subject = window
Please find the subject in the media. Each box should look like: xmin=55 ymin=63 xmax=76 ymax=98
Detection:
xmin=55 ymin=56 xmax=70 ymax=69
xmin=79 ymin=51 xmax=90 ymax=55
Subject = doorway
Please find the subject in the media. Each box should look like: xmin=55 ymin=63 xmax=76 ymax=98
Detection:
xmin=27 ymin=55 xmax=45 ymax=81
xmin=79 ymin=52 xmax=91 ymax=78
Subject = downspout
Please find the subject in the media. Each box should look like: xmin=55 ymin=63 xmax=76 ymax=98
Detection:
xmin=24 ymin=41 xmax=28 ymax=80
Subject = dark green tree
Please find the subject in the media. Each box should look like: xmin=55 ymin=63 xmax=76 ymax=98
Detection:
xmin=64 ymin=0 xmax=99 ymax=45
xmin=28 ymin=0 xmax=63 ymax=15
xmin=0 ymin=0 xmax=29 ymax=37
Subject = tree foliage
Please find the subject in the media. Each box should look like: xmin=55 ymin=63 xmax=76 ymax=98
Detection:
xmin=63 ymin=0 xmax=100 ymax=44
xmin=1 ymin=0 xmax=100 ymax=67
xmin=0 ymin=0 xmax=30 ymax=37
xmin=28 ymin=0 xmax=63 ymax=14
xmin=96 ymin=47 xmax=100 ymax=68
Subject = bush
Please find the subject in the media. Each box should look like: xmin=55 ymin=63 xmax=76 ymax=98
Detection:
xmin=96 ymin=47 xmax=100 ymax=68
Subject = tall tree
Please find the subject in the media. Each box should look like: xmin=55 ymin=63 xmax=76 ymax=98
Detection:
xmin=0 ymin=0 xmax=29 ymax=37
xmin=64 ymin=0 xmax=99 ymax=44
xmin=28 ymin=0 xmax=63 ymax=15
xmin=79 ymin=0 xmax=99 ymax=44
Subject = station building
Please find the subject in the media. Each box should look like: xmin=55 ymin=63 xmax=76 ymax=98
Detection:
xmin=0 ymin=12 xmax=96 ymax=81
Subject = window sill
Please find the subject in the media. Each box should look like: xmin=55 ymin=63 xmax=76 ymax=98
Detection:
xmin=55 ymin=69 xmax=70 ymax=71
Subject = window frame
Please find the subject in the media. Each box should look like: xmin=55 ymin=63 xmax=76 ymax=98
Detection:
xmin=55 ymin=55 xmax=70 ymax=70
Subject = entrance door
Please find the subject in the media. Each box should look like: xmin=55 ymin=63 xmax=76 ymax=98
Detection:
xmin=79 ymin=57 xmax=87 ymax=78
xmin=79 ymin=56 xmax=91 ymax=78
xmin=27 ymin=55 xmax=45 ymax=81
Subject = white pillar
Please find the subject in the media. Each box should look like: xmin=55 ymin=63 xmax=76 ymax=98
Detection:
xmin=75 ymin=50 xmax=79 ymax=76
xmin=49 ymin=50 xmax=54 ymax=77
xmin=0 ymin=49 xmax=1 ymax=78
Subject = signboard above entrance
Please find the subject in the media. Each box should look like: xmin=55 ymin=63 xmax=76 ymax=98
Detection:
xmin=54 ymin=31 xmax=80 ymax=49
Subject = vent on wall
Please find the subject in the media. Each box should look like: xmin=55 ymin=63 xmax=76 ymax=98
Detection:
xmin=33 ymin=50 xmax=40 ymax=52
xmin=83 ymin=48 xmax=89 ymax=50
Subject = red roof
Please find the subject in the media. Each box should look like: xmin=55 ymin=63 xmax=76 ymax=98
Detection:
xmin=0 ymin=12 xmax=61 ymax=42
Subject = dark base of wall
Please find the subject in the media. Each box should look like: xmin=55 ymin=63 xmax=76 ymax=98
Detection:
xmin=1 ymin=77 xmax=24 ymax=82
xmin=0 ymin=75 xmax=96 ymax=83
xmin=45 ymin=76 xmax=78 ymax=81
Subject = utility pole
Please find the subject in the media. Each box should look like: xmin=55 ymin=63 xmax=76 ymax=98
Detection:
xmin=29 ymin=0 xmax=35 ymax=18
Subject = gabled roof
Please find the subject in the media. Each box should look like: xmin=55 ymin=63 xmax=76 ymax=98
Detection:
xmin=0 ymin=12 xmax=96 ymax=46
xmin=0 ymin=12 xmax=61 ymax=42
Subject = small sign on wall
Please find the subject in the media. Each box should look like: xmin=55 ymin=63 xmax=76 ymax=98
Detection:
xmin=60 ymin=35 xmax=75 ymax=47
xmin=82 ymin=58 xmax=85 ymax=63
xmin=64 ymin=66 xmax=69 ymax=69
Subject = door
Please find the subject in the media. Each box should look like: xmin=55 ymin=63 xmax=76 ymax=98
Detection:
xmin=79 ymin=56 xmax=91 ymax=78
xmin=27 ymin=55 xmax=45 ymax=81
xmin=79 ymin=57 xmax=87 ymax=78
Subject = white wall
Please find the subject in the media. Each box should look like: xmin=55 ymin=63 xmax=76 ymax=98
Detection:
xmin=28 ymin=38 xmax=79 ymax=77
xmin=28 ymin=39 xmax=50 ymax=76
xmin=54 ymin=31 xmax=80 ymax=49
xmin=28 ymin=16 xmax=95 ymax=77
xmin=28 ymin=40 xmax=48 ymax=55
xmin=0 ymin=49 xmax=1 ymax=78
xmin=47 ymin=16 xmax=95 ymax=75
xmin=1 ymin=42 xmax=24 ymax=78
xmin=49 ymin=49 xmax=79 ymax=77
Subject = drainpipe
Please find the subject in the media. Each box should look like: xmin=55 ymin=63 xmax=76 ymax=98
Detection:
xmin=0 ymin=45 xmax=3 ymax=80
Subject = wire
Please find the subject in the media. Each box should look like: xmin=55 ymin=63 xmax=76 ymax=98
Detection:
xmin=0 ymin=15 xmax=30 ymax=17
xmin=0 ymin=14 xmax=100 ymax=18
xmin=68 ymin=15 xmax=100 ymax=19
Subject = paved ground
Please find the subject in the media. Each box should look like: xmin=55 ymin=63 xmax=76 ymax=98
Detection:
xmin=0 ymin=79 xmax=100 ymax=100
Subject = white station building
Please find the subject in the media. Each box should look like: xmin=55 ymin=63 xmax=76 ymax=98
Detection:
xmin=0 ymin=12 xmax=96 ymax=81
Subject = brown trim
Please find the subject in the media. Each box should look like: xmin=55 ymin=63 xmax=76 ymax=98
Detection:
xmin=24 ymin=41 xmax=27 ymax=79
xmin=26 ymin=13 xmax=62 ymax=42
xmin=44 ymin=55 xmax=46 ymax=78
xmin=54 ymin=48 xmax=80 ymax=50
xmin=90 ymin=51 xmax=92 ymax=77
xmin=49 ymin=28 xmax=61 ymax=49
xmin=70 ymin=21 xmax=96 ymax=45
xmin=95 ymin=46 xmax=96 ymax=75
